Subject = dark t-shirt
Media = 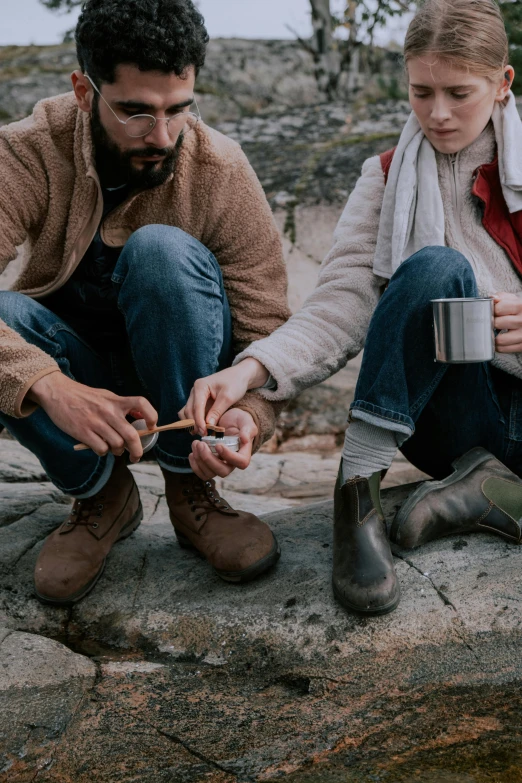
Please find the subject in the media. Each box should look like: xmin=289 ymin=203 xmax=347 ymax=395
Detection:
xmin=43 ymin=183 xmax=131 ymax=353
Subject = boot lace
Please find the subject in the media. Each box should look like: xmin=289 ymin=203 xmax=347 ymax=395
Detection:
xmin=181 ymin=475 xmax=236 ymax=526
xmin=65 ymin=493 xmax=106 ymax=530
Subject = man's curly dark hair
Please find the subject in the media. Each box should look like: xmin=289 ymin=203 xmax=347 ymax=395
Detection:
xmin=75 ymin=0 xmax=209 ymax=84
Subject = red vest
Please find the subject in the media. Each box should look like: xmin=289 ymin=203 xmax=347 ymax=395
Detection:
xmin=380 ymin=147 xmax=522 ymax=277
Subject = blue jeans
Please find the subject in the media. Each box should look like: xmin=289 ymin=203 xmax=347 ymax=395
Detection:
xmin=0 ymin=226 xmax=232 ymax=496
xmin=351 ymin=246 xmax=522 ymax=480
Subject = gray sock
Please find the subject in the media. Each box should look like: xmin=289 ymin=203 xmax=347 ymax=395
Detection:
xmin=342 ymin=420 xmax=398 ymax=482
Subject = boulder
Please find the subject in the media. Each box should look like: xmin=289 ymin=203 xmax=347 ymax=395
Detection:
xmin=0 ymin=629 xmax=95 ymax=780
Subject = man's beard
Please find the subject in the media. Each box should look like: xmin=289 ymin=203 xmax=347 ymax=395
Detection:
xmin=91 ymin=98 xmax=183 ymax=190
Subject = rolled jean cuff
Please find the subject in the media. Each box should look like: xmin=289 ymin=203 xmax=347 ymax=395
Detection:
xmin=155 ymin=446 xmax=191 ymax=472
xmin=67 ymin=453 xmax=115 ymax=499
xmin=350 ymin=402 xmax=414 ymax=447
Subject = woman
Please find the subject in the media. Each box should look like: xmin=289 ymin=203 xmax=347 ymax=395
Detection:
xmin=181 ymin=0 xmax=522 ymax=616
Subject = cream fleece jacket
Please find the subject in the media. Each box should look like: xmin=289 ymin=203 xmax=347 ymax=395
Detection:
xmin=236 ymin=124 xmax=522 ymax=401
xmin=0 ymin=93 xmax=291 ymax=448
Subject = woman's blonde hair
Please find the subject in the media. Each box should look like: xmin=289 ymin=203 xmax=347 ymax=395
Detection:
xmin=404 ymin=0 xmax=509 ymax=81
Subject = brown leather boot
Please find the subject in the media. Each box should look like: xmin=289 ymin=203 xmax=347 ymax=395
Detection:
xmin=162 ymin=469 xmax=280 ymax=582
xmin=34 ymin=457 xmax=142 ymax=605
xmin=391 ymin=447 xmax=522 ymax=549
xmin=333 ymin=467 xmax=400 ymax=615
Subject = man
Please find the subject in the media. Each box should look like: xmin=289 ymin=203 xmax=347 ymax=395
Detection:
xmin=0 ymin=0 xmax=290 ymax=605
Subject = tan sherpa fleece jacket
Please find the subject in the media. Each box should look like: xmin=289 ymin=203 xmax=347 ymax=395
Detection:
xmin=236 ymin=123 xmax=522 ymax=400
xmin=0 ymin=92 xmax=291 ymax=448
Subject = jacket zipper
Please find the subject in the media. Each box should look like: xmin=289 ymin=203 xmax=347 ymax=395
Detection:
xmin=449 ymin=152 xmax=477 ymax=275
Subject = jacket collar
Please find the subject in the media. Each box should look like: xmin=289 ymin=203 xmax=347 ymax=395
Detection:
xmin=436 ymin=122 xmax=497 ymax=177
xmin=74 ymin=102 xmax=99 ymax=184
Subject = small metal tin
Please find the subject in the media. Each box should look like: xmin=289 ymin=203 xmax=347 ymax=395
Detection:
xmin=202 ymin=435 xmax=240 ymax=455
xmin=432 ymin=297 xmax=495 ymax=364
xmin=131 ymin=419 xmax=159 ymax=454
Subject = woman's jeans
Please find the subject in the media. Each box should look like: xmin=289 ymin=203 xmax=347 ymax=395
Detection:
xmin=351 ymin=245 xmax=522 ymax=480
xmin=0 ymin=226 xmax=232 ymax=497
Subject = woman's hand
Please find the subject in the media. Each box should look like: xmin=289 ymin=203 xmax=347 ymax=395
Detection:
xmin=179 ymin=358 xmax=269 ymax=436
xmin=494 ymin=292 xmax=522 ymax=353
xmin=188 ymin=408 xmax=258 ymax=480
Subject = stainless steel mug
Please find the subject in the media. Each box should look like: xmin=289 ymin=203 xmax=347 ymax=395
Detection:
xmin=431 ymin=297 xmax=495 ymax=364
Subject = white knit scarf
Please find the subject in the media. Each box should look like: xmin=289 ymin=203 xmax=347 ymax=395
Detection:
xmin=373 ymin=91 xmax=522 ymax=280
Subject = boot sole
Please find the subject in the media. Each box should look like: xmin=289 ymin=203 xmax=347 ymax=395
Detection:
xmin=175 ymin=530 xmax=281 ymax=583
xmin=35 ymin=502 xmax=143 ymax=607
xmin=332 ymin=581 xmax=401 ymax=616
xmin=390 ymin=447 xmax=493 ymax=547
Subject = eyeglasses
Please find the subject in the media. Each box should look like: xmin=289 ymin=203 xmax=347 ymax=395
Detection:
xmin=85 ymin=73 xmax=201 ymax=138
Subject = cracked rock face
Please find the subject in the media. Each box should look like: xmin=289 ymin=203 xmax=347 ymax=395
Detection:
xmin=0 ymin=451 xmax=445 ymax=667
xmin=2 ymin=441 xmax=522 ymax=779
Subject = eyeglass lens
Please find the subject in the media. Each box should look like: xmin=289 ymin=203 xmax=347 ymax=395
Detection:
xmin=125 ymin=112 xmax=199 ymax=138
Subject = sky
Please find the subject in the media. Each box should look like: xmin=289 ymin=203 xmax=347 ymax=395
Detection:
xmin=0 ymin=0 xmax=409 ymax=47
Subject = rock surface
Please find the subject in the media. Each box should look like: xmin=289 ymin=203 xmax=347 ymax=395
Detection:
xmin=1 ymin=439 xmax=522 ymax=781
xmin=0 ymin=40 xmax=404 ymax=126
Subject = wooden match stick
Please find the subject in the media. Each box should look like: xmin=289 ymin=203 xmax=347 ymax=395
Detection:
xmin=73 ymin=419 xmax=196 ymax=452
xmin=73 ymin=420 xmax=226 ymax=452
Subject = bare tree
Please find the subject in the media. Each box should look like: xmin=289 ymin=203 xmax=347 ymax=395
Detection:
xmin=309 ymin=0 xmax=343 ymax=100
xmin=358 ymin=0 xmax=414 ymax=47
xmin=291 ymin=0 xmax=416 ymax=100
xmin=287 ymin=0 xmax=341 ymax=99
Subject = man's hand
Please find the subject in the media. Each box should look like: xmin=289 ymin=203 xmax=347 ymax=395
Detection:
xmin=494 ymin=292 xmax=522 ymax=353
xmin=28 ymin=372 xmax=158 ymax=463
xmin=188 ymin=408 xmax=257 ymax=481
xmin=179 ymin=358 xmax=269 ymax=436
